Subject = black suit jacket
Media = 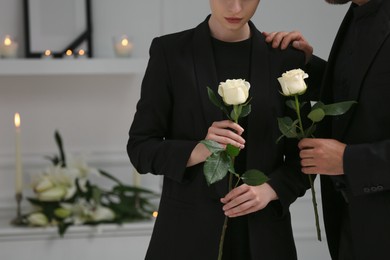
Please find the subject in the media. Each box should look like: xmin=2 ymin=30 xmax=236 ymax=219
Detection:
xmin=128 ymin=17 xmax=308 ymax=260
xmin=312 ymin=1 xmax=390 ymax=259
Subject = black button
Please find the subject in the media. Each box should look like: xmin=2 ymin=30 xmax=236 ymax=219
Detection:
xmin=363 ymin=187 xmax=370 ymax=193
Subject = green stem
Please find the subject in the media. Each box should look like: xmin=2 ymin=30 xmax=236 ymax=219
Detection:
xmin=294 ymin=95 xmax=305 ymax=137
xmin=305 ymin=122 xmax=315 ymax=138
xmin=218 ymin=117 xmax=242 ymax=259
xmin=234 ymin=177 xmax=241 ymax=188
xmin=308 ymin=174 xmax=322 ymax=241
xmin=294 ymin=96 xmax=321 ymax=240
xmin=217 ymin=171 xmax=233 ymax=260
xmin=217 ymin=209 xmax=228 ymax=260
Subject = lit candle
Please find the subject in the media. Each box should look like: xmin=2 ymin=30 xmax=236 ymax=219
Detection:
xmin=133 ymin=168 xmax=141 ymax=187
xmin=77 ymin=49 xmax=87 ymax=59
xmin=113 ymin=35 xmax=133 ymax=58
xmin=63 ymin=49 xmax=75 ymax=59
xmin=2 ymin=35 xmax=18 ymax=59
xmin=14 ymin=113 xmax=23 ymax=194
xmin=41 ymin=49 xmax=53 ymax=59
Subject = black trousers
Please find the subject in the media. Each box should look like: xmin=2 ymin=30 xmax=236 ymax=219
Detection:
xmin=337 ymin=201 xmax=355 ymax=260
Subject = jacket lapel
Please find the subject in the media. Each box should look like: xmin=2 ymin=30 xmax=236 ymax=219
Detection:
xmin=327 ymin=5 xmax=355 ymax=139
xmin=246 ymin=25 xmax=271 ymax=170
xmin=193 ymin=18 xmax=228 ymax=197
xmin=193 ymin=17 xmax=223 ymax=130
xmin=320 ymin=5 xmax=353 ymax=105
xmin=332 ymin=2 xmax=390 ymax=139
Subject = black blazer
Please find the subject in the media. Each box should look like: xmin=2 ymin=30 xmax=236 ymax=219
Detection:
xmin=312 ymin=1 xmax=390 ymax=259
xmin=128 ymin=17 xmax=307 ymax=260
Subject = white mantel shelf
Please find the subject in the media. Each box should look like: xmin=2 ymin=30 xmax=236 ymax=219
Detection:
xmin=0 ymin=217 xmax=154 ymax=242
xmin=0 ymin=58 xmax=148 ymax=76
xmin=0 ymin=210 xmax=154 ymax=260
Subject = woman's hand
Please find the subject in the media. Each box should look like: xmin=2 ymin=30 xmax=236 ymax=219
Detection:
xmin=220 ymin=183 xmax=278 ymax=217
xmin=186 ymin=120 xmax=245 ymax=167
xmin=205 ymin=120 xmax=245 ymax=149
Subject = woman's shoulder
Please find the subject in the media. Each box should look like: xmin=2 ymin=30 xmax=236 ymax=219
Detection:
xmin=148 ymin=28 xmax=195 ymax=57
xmin=152 ymin=17 xmax=209 ymax=48
xmin=158 ymin=28 xmax=195 ymax=44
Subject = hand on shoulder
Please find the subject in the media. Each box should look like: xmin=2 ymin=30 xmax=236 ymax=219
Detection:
xmin=263 ymin=31 xmax=313 ymax=64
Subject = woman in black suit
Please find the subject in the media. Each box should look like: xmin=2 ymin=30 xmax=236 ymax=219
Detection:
xmin=127 ymin=0 xmax=309 ymax=259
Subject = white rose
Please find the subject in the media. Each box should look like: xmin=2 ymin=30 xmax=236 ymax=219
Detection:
xmin=38 ymin=186 xmax=67 ymax=201
xmin=91 ymin=206 xmax=115 ymax=222
xmin=27 ymin=212 xmax=49 ymax=226
xmin=68 ymin=155 xmax=100 ymax=179
xmin=34 ymin=176 xmax=54 ymax=193
xmin=218 ymin=79 xmax=250 ymax=105
xmin=277 ymin=69 xmax=308 ymax=96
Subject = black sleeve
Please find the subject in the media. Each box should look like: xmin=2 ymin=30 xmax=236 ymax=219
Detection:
xmin=304 ymin=55 xmax=327 ymax=102
xmin=127 ymin=37 xmax=198 ymax=182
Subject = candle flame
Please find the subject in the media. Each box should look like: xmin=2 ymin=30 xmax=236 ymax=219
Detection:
xmin=66 ymin=49 xmax=73 ymax=56
xmin=44 ymin=50 xmax=51 ymax=56
xmin=14 ymin=113 xmax=20 ymax=128
xmin=152 ymin=211 xmax=158 ymax=218
xmin=4 ymin=36 xmax=12 ymax=46
xmin=78 ymin=49 xmax=85 ymax=56
xmin=121 ymin=38 xmax=129 ymax=46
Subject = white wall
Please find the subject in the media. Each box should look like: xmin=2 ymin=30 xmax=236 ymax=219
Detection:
xmin=0 ymin=1 xmax=351 ymax=259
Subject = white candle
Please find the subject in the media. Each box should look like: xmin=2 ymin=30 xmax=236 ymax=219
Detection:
xmin=2 ymin=35 xmax=18 ymax=59
xmin=113 ymin=35 xmax=133 ymax=58
xmin=14 ymin=113 xmax=23 ymax=194
xmin=133 ymin=168 xmax=141 ymax=187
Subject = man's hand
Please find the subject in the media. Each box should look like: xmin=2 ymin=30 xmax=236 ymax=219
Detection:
xmin=263 ymin=31 xmax=313 ymax=64
xmin=298 ymin=138 xmax=346 ymax=175
xmin=220 ymin=183 xmax=278 ymax=217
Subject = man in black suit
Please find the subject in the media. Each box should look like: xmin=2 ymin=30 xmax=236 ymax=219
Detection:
xmin=266 ymin=0 xmax=390 ymax=259
xmin=127 ymin=0 xmax=311 ymax=259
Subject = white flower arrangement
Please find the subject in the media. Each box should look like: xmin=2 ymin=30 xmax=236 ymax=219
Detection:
xmin=22 ymin=131 xmax=159 ymax=236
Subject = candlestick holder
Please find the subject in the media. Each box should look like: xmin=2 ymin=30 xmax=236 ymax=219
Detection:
xmin=134 ymin=190 xmax=140 ymax=210
xmin=11 ymin=192 xmax=25 ymax=226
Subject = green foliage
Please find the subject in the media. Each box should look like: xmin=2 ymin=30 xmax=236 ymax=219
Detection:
xmin=203 ymin=152 xmax=231 ymax=185
xmin=206 ymin=87 xmax=230 ymax=118
xmin=277 ymin=117 xmax=298 ymax=139
xmin=241 ymin=170 xmax=269 ymax=186
xmin=225 ymin=144 xmax=240 ymax=157
xmin=308 ymin=108 xmax=325 ymax=123
xmin=314 ymin=101 xmax=358 ymax=116
xmin=23 ymin=131 xmax=159 ymax=237
xmin=200 ymin=140 xmax=224 ymax=154
xmin=278 ymin=98 xmax=356 ymax=141
xmin=286 ymin=100 xmax=307 ymax=112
